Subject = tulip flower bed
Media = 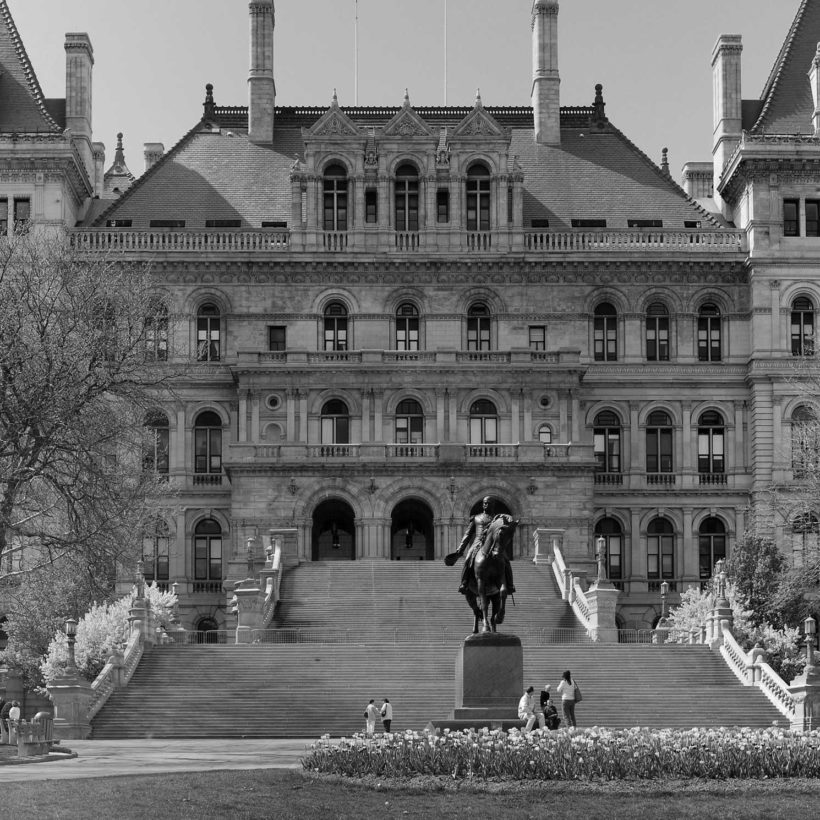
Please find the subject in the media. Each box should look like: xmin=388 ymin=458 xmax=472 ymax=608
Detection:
xmin=302 ymin=727 xmax=820 ymax=781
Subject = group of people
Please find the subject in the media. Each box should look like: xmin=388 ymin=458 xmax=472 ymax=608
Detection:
xmin=518 ymin=670 xmax=581 ymax=732
xmin=363 ymin=698 xmax=392 ymax=735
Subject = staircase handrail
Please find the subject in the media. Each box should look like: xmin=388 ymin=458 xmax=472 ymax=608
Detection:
xmin=551 ymin=543 xmax=592 ymax=631
xmin=719 ymin=628 xmax=751 ymax=685
xmin=88 ymin=629 xmax=143 ymax=721
xmin=261 ymin=539 xmax=284 ymax=627
xmin=758 ymin=661 xmax=796 ymax=721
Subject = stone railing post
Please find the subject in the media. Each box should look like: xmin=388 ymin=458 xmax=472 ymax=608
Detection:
xmin=584 ymin=577 xmax=620 ymax=643
xmin=48 ymin=672 xmax=93 ymax=740
xmin=230 ymin=584 xmax=265 ymax=643
xmin=788 ymin=624 xmax=820 ymax=732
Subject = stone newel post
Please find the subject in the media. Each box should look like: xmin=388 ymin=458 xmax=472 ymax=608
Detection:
xmin=585 ymin=535 xmax=620 ymax=642
xmin=788 ymin=616 xmax=820 ymax=732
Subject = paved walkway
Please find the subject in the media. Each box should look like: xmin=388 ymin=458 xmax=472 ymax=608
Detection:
xmin=0 ymin=739 xmax=310 ymax=782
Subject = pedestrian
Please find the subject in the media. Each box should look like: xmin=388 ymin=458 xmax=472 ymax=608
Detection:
xmin=364 ymin=699 xmax=380 ymax=735
xmin=540 ymin=684 xmax=561 ymax=730
xmin=517 ymin=685 xmax=544 ymax=732
xmin=8 ymin=700 xmax=20 ymax=723
xmin=380 ymin=698 xmax=392 ymax=733
xmin=557 ymin=669 xmax=579 ymax=728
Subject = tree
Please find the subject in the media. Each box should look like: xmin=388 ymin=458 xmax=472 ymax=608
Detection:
xmin=0 ymin=232 xmax=179 ymax=583
xmin=725 ymin=532 xmax=786 ymax=626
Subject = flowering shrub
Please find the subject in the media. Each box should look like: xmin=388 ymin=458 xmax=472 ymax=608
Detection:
xmin=40 ymin=582 xmax=177 ymax=684
xmin=302 ymin=727 xmax=820 ymax=780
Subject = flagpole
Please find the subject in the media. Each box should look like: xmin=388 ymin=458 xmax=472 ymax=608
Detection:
xmin=444 ymin=0 xmax=448 ymax=105
xmin=354 ymin=0 xmax=359 ymax=105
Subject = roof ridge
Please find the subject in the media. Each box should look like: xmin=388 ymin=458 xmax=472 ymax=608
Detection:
xmin=0 ymin=0 xmax=61 ymax=132
xmin=605 ymin=122 xmax=723 ymax=228
xmin=90 ymin=121 xmax=210 ymax=227
xmin=752 ymin=0 xmax=809 ymax=133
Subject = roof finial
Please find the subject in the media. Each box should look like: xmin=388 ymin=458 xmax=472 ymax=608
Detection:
xmin=592 ymin=83 xmax=607 ymax=125
xmin=113 ymin=132 xmax=125 ymax=168
xmin=661 ymin=147 xmax=670 ymax=177
xmin=332 ymin=88 xmax=338 ymax=106
xmin=203 ymin=83 xmax=215 ymax=121
xmin=404 ymin=88 xmax=410 ymax=107
xmin=475 ymin=88 xmax=483 ymax=107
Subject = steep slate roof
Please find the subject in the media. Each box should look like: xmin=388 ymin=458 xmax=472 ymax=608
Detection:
xmin=93 ymin=106 xmax=717 ymax=230
xmin=751 ymin=0 xmax=820 ymax=135
xmin=0 ymin=0 xmax=61 ymax=133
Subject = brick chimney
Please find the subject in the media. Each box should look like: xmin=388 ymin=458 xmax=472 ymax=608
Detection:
xmin=809 ymin=43 xmax=820 ymax=135
xmin=531 ymin=0 xmax=560 ymax=145
xmin=144 ymin=143 xmax=165 ymax=172
xmin=65 ymin=33 xmax=94 ymax=178
xmin=711 ymin=34 xmax=743 ymax=210
xmin=248 ymin=1 xmax=275 ymax=144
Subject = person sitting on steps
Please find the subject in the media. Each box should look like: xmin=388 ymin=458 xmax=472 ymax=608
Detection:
xmin=455 ymin=495 xmax=515 ymax=596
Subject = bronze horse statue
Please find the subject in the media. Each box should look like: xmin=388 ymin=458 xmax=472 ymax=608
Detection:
xmin=446 ymin=513 xmax=519 ymax=634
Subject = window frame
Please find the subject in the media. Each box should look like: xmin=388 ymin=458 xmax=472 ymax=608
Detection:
xmin=469 ymin=399 xmax=498 ymax=445
xmin=144 ymin=412 xmax=170 ymax=475
xmin=647 ymin=518 xmax=675 ymax=580
xmin=321 ymin=399 xmax=350 ymax=444
xmin=395 ymin=303 xmax=419 ymax=351
xmin=646 ymin=410 xmax=673 ymax=474
xmin=323 ymin=163 xmax=349 ymax=232
xmin=196 ymin=303 xmax=221 ymax=362
xmin=698 ymin=517 xmax=727 ymax=580
xmin=791 ymin=297 xmax=815 ymax=357
xmin=529 ymin=325 xmax=546 ymax=351
xmin=194 ymin=519 xmax=223 ymax=581
xmin=143 ymin=521 xmax=170 ymax=582
xmin=323 ymin=302 xmax=349 ymax=351
xmin=394 ymin=164 xmax=420 ymax=232
xmin=593 ymin=410 xmax=621 ymax=473
xmin=467 ymin=303 xmax=492 ymax=351
xmin=697 ymin=410 xmax=725 ymax=474
xmin=193 ymin=411 xmax=222 ymax=475
xmin=395 ymin=398 xmax=424 ymax=444
xmin=593 ymin=303 xmax=618 ymax=362
xmin=645 ymin=302 xmax=669 ymax=362
xmin=466 ymin=165 xmax=491 ymax=231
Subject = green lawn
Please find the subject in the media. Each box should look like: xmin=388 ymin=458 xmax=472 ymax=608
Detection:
xmin=1 ymin=770 xmax=819 ymax=819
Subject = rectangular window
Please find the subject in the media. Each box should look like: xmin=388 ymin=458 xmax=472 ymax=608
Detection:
xmin=507 ymin=187 xmax=513 ymax=224
xmin=268 ymin=326 xmax=286 ymax=351
xmin=646 ymin=429 xmax=673 ymax=472
xmin=594 ymin=430 xmax=621 ymax=473
xmin=0 ymin=198 xmax=7 ymax=235
xmin=531 ymin=218 xmax=550 ymax=229
xmin=13 ymin=198 xmax=30 ymax=234
xmin=436 ymin=190 xmax=450 ymax=223
xmin=608 ymin=536 xmax=622 ymax=580
xmin=784 ymin=199 xmax=800 ymax=237
xmin=205 ymin=219 xmax=241 ymax=228
xmin=365 ymin=190 xmax=378 ymax=224
xmin=106 ymin=219 xmax=133 ymax=228
xmin=647 ymin=536 xmax=674 ymax=579
xmin=261 ymin=221 xmax=288 ymax=229
xmin=807 ymin=200 xmax=820 ymax=237
xmin=528 ymin=326 xmax=546 ymax=351
xmin=149 ymin=219 xmax=185 ymax=229
xmin=627 ymin=219 xmax=663 ymax=228
xmin=698 ymin=429 xmax=724 ymax=474
xmin=571 ymin=219 xmax=607 ymax=228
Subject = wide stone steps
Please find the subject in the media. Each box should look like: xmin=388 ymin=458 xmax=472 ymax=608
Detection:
xmin=91 ymin=560 xmax=787 ymax=738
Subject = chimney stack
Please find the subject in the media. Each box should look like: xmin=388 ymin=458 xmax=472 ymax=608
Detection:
xmin=711 ymin=34 xmax=743 ymax=212
xmin=144 ymin=143 xmax=165 ymax=173
xmin=65 ymin=33 xmax=94 ymax=178
xmin=809 ymin=43 xmax=820 ymax=135
xmin=248 ymin=1 xmax=275 ymax=144
xmin=531 ymin=0 xmax=560 ymax=145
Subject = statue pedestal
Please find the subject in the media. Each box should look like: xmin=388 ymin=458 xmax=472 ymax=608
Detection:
xmin=426 ymin=633 xmax=525 ymax=733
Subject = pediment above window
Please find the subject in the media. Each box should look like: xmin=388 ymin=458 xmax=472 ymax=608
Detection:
xmin=305 ymin=93 xmax=364 ymax=139
xmin=383 ymin=95 xmax=435 ymax=139
xmin=451 ymin=94 xmax=506 ymax=140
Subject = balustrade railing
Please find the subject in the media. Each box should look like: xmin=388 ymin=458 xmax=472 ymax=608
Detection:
xmin=394 ymin=231 xmax=420 ymax=251
xmin=70 ymin=229 xmax=290 ymax=252
xmin=523 ymin=229 xmax=744 ymax=252
xmin=759 ymin=662 xmax=796 ymax=720
xmin=594 ymin=472 xmax=623 ymax=485
xmin=646 ymin=473 xmax=676 ymax=485
xmin=699 ymin=473 xmax=728 ymax=485
xmin=384 ymin=443 xmax=438 ymax=459
xmin=322 ymin=231 xmax=348 ymax=251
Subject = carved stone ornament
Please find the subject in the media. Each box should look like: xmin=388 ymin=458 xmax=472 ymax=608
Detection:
xmin=451 ymin=107 xmax=505 ymax=140
xmin=383 ymin=107 xmax=434 ymax=139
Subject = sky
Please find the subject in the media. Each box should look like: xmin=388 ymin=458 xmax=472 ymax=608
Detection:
xmin=9 ymin=0 xmax=800 ymax=181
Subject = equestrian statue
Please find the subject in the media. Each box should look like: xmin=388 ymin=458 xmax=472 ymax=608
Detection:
xmin=445 ymin=496 xmax=519 ymax=633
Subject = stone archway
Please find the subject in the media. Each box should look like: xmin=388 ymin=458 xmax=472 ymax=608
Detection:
xmin=390 ymin=498 xmax=435 ymax=560
xmin=312 ymin=498 xmax=356 ymax=560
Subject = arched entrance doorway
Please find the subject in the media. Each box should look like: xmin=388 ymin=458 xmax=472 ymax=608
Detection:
xmin=466 ymin=497 xmax=515 ymax=559
xmin=195 ymin=616 xmax=221 ymax=644
xmin=390 ymin=498 xmax=434 ymax=560
xmin=312 ymin=499 xmax=356 ymax=560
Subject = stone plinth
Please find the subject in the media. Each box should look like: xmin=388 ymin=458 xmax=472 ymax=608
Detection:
xmin=443 ymin=632 xmax=524 ymax=731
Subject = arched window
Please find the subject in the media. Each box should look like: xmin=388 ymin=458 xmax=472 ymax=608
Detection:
xmin=698 ymin=517 xmax=726 ymax=579
xmin=792 ymin=405 xmax=820 ymax=477
xmin=323 ymin=163 xmax=348 ymax=231
xmin=647 ymin=517 xmax=674 ymax=580
xmin=791 ymin=513 xmax=820 ymax=567
xmin=593 ymin=410 xmax=621 ymax=473
xmin=466 ymin=165 xmax=491 ymax=231
xmin=594 ymin=303 xmax=617 ymax=361
xmin=196 ymin=303 xmax=221 ymax=362
xmin=143 ymin=520 xmax=170 ymax=583
xmin=396 ymin=303 xmax=419 ymax=351
xmin=395 ymin=398 xmax=423 ymax=444
xmin=321 ymin=399 xmax=350 ymax=444
xmin=394 ymin=164 xmax=419 ymax=232
xmin=645 ymin=302 xmax=669 ymax=362
xmin=646 ymin=410 xmax=673 ymax=475
xmin=538 ymin=424 xmax=552 ymax=444
xmin=145 ymin=301 xmax=169 ymax=361
xmin=697 ymin=411 xmax=725 ymax=476
xmin=470 ymin=399 xmax=498 ymax=444
xmin=595 ymin=517 xmax=623 ymax=580
xmin=194 ymin=519 xmax=222 ymax=581
xmin=791 ymin=297 xmax=815 ymax=356
xmin=324 ymin=302 xmax=348 ymax=351
xmin=467 ymin=303 xmax=491 ymax=351
xmin=143 ymin=411 xmax=169 ymax=475
xmin=193 ymin=411 xmax=222 ymax=478
xmin=698 ymin=303 xmax=722 ymax=362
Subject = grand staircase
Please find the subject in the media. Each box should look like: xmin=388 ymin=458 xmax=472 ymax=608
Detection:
xmin=90 ymin=560 xmax=786 ymax=738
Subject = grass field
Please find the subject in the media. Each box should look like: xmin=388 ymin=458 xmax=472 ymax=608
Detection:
xmin=2 ymin=769 xmax=819 ymax=819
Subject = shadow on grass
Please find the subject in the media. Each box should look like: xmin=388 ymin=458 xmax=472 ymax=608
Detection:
xmin=1 ymin=769 xmax=819 ymax=819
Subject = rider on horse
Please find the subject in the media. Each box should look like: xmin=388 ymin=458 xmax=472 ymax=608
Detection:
xmin=455 ymin=496 xmax=516 ymax=595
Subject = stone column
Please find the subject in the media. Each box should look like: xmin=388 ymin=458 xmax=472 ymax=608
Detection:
xmin=232 ymin=586 xmax=265 ymax=643
xmin=49 ymin=675 xmax=93 ymax=740
xmin=586 ymin=581 xmax=620 ymax=642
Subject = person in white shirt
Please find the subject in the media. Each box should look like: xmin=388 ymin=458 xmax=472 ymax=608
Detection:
xmin=8 ymin=701 xmax=20 ymax=722
xmin=517 ymin=686 xmax=544 ymax=732
xmin=364 ymin=699 xmax=380 ymax=735
xmin=380 ymin=698 xmax=393 ymax=733
xmin=556 ymin=670 xmax=578 ymax=727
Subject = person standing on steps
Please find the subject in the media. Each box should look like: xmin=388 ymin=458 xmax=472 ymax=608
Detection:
xmin=364 ymin=699 xmax=380 ymax=736
xmin=454 ymin=496 xmax=515 ymax=596
xmin=557 ymin=670 xmax=579 ymax=728
xmin=540 ymin=684 xmax=560 ymax=730
xmin=517 ymin=685 xmax=544 ymax=732
xmin=380 ymin=698 xmax=392 ymax=733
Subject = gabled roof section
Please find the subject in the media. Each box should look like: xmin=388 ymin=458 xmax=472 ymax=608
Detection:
xmin=304 ymin=92 xmax=364 ymax=139
xmin=751 ymin=0 xmax=820 ymax=135
xmin=382 ymin=91 xmax=435 ymax=138
xmin=451 ymin=92 xmax=507 ymax=140
xmin=0 ymin=0 xmax=61 ymax=132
